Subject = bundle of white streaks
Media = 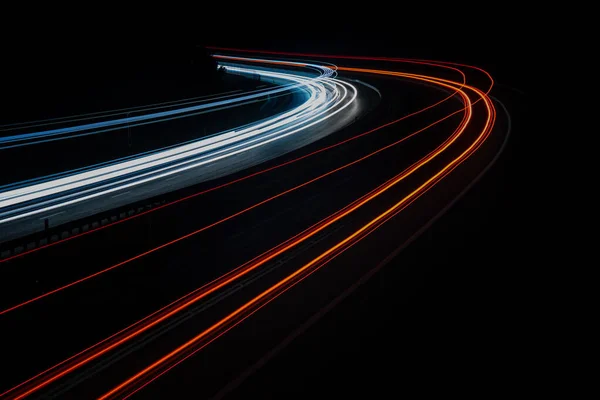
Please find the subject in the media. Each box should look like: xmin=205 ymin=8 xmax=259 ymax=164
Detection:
xmin=0 ymin=56 xmax=357 ymax=225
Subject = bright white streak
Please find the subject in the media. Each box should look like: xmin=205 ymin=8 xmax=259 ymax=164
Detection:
xmin=0 ymin=64 xmax=357 ymax=224
xmin=0 ymin=67 xmax=323 ymax=204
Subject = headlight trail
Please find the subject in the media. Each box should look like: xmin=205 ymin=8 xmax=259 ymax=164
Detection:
xmin=0 ymin=66 xmax=321 ymax=204
xmin=0 ymin=85 xmax=302 ymax=194
xmin=0 ymin=58 xmax=355 ymax=230
xmin=0 ymin=56 xmax=493 ymax=399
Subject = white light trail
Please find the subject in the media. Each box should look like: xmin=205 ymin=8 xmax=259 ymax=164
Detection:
xmin=0 ymin=57 xmax=359 ymax=226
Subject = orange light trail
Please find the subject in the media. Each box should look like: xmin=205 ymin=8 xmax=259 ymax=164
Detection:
xmin=1 ymin=57 xmax=494 ymax=400
xmin=99 ymin=69 xmax=495 ymax=399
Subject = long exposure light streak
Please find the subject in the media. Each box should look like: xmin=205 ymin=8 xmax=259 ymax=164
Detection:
xmin=0 ymin=59 xmax=355 ymax=228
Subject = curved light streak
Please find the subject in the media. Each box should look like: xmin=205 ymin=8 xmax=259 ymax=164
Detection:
xmin=0 ymin=60 xmax=356 ymax=227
